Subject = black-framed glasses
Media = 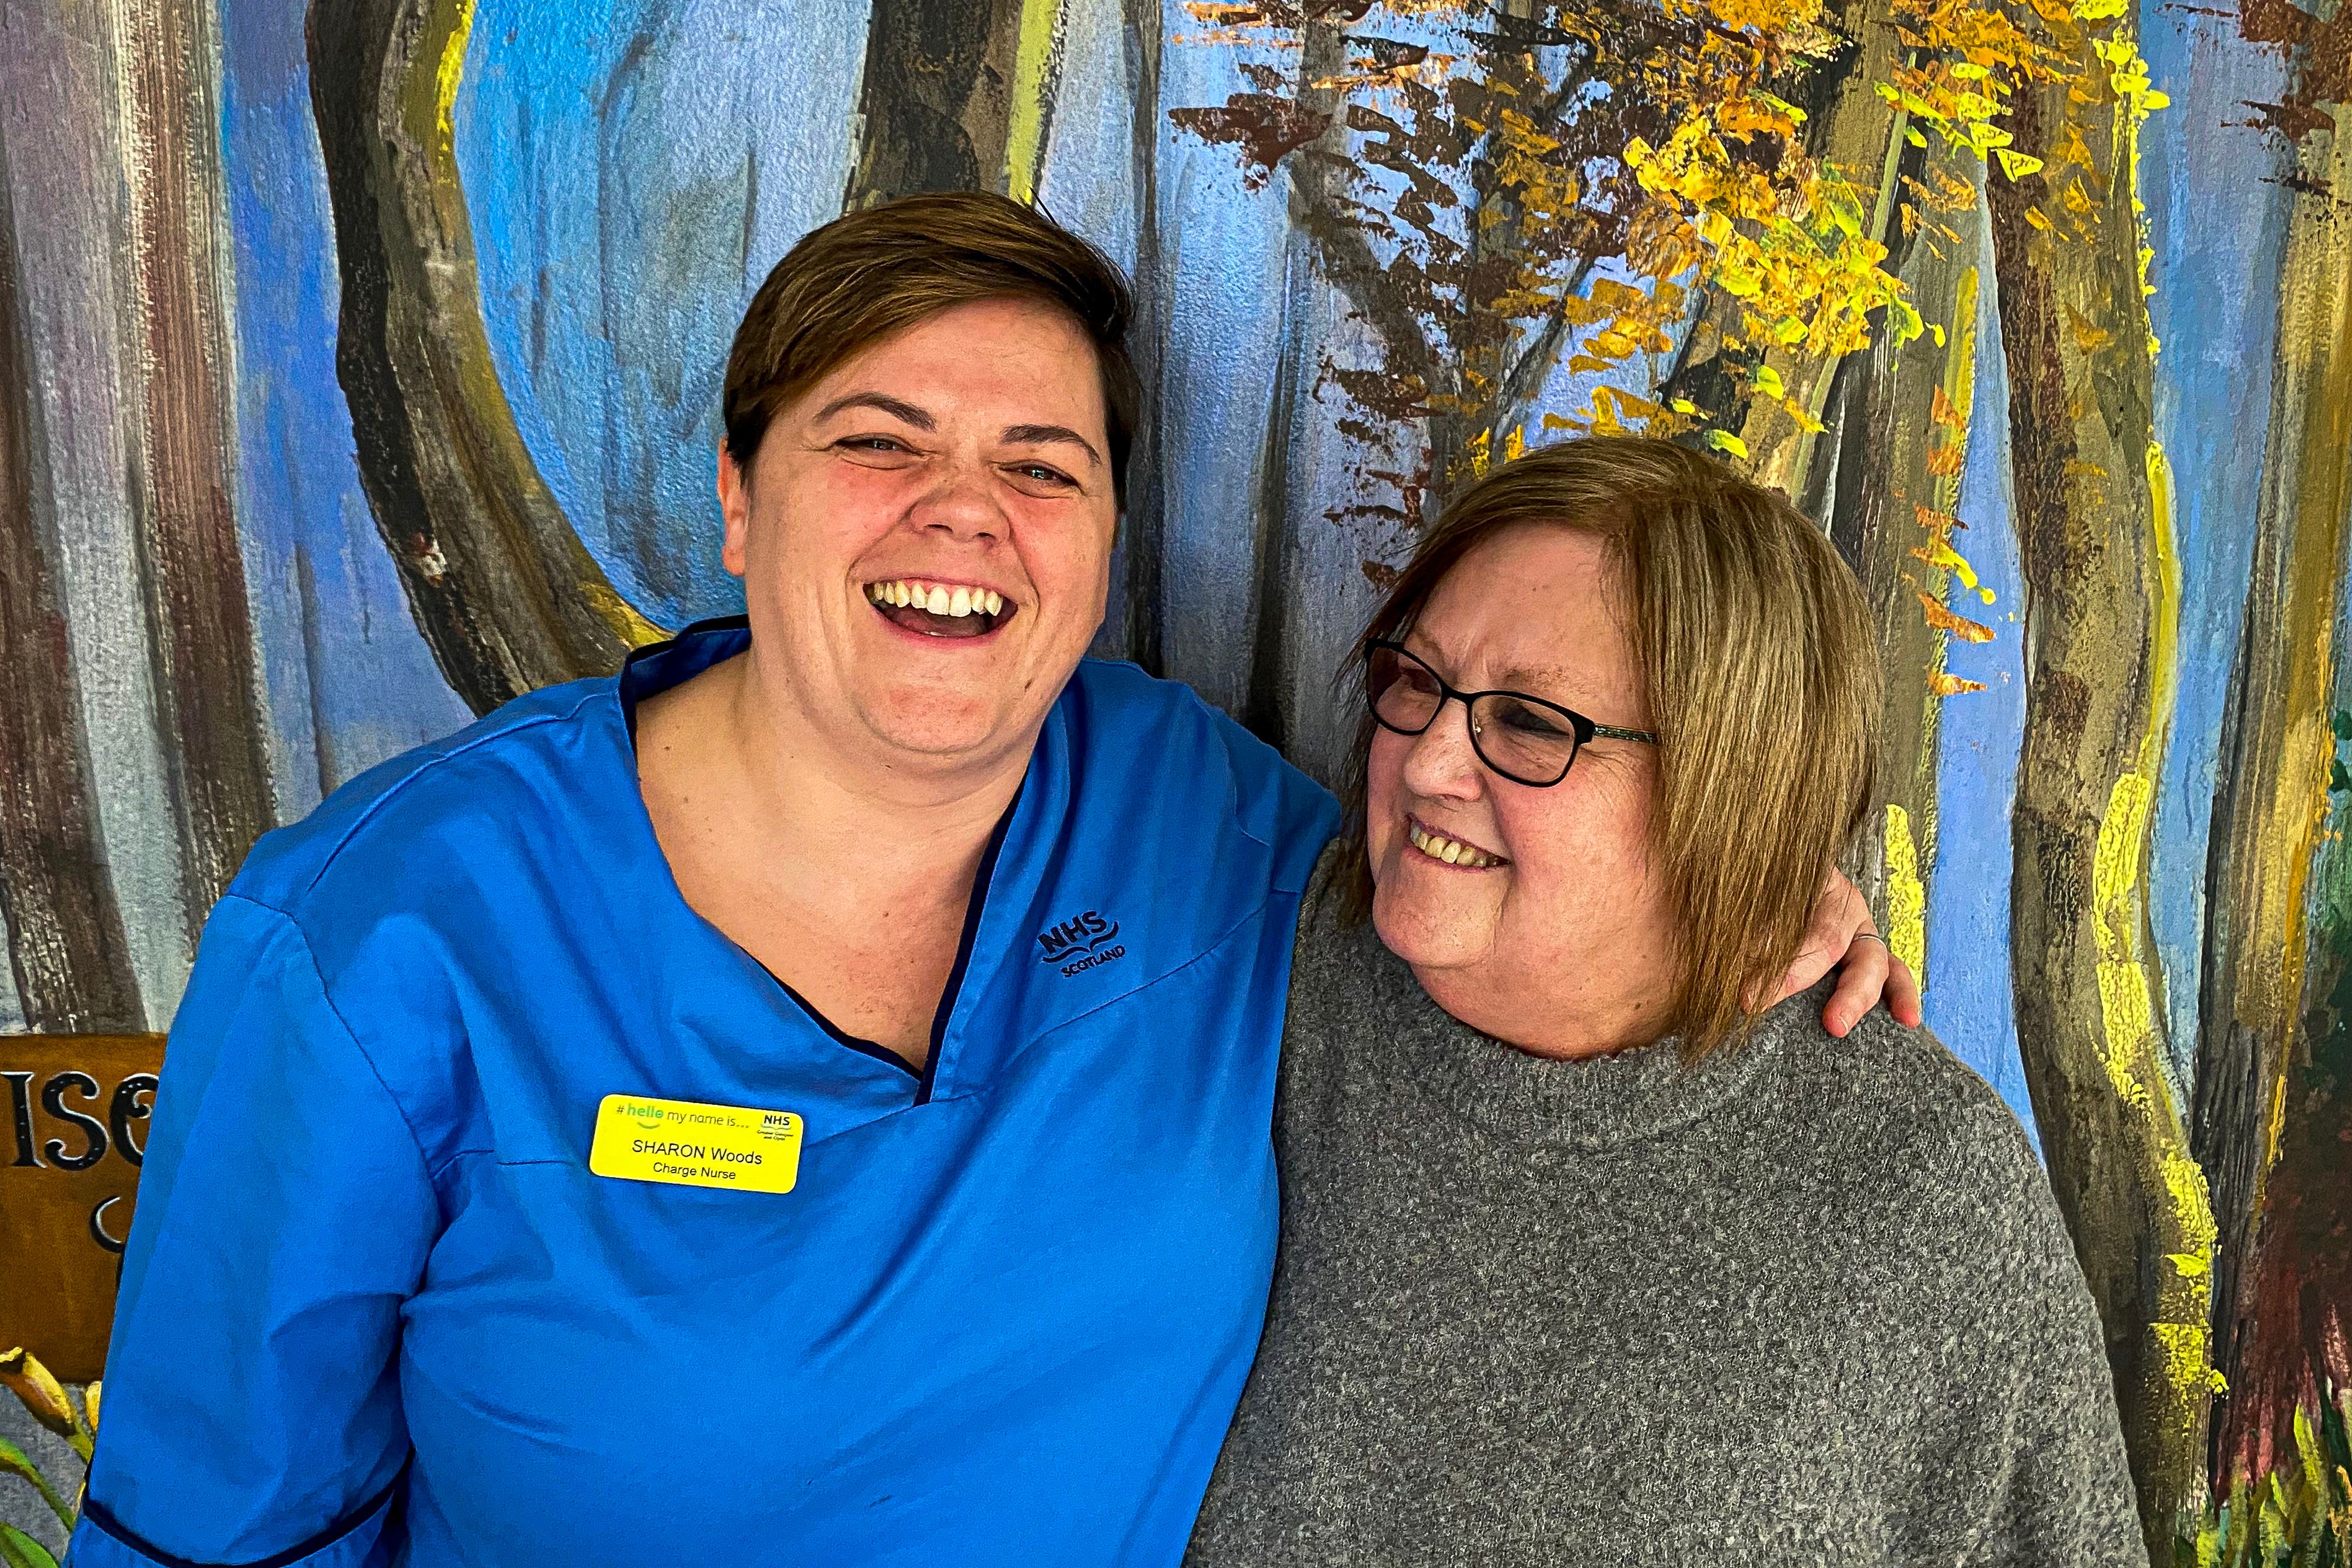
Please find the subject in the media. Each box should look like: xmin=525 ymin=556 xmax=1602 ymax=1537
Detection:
xmin=1364 ymin=639 xmax=1659 ymax=788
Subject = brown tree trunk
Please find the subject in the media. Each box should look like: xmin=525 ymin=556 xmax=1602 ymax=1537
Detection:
xmin=1822 ymin=155 xmax=1989 ymax=977
xmin=2196 ymin=103 xmax=2352 ymax=1498
xmin=843 ymin=0 xmax=1036 ymax=207
xmin=1986 ymin=20 xmax=2213 ymax=1553
xmin=1114 ymin=0 xmax=1167 ymax=673
xmin=118 ymin=0 xmax=278 ymax=929
xmin=307 ymin=0 xmax=661 ymax=716
xmin=0 ymin=130 xmax=144 ymax=1034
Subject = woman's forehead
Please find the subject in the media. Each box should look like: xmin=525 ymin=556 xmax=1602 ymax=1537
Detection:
xmin=1406 ymin=530 xmax=1637 ymax=696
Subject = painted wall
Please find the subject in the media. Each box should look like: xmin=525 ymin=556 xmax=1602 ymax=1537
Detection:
xmin=1 ymin=0 xmax=2347 ymax=1559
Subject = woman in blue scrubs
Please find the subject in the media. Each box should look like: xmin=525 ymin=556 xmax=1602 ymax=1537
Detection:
xmin=71 ymin=194 xmax=1906 ymax=1568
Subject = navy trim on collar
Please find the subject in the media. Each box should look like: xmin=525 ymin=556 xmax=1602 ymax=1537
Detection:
xmin=751 ymin=960 xmax=919 ymax=1080
xmin=918 ymin=783 xmax=1022 ymax=1107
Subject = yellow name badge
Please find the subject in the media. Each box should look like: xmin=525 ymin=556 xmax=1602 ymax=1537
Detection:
xmin=588 ymin=1094 xmax=804 ymax=1194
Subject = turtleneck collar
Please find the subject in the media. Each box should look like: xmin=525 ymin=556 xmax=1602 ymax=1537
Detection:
xmin=1316 ymin=886 xmax=1803 ymax=1153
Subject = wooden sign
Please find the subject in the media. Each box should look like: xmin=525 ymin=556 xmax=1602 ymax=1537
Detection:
xmin=0 ymin=1035 xmax=166 ymax=1381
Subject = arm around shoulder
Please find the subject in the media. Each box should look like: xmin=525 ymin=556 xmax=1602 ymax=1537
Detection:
xmin=68 ymin=895 xmax=439 ymax=1567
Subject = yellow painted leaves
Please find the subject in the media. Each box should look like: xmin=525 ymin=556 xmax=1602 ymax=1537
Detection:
xmin=1622 ymin=115 xmax=1916 ymax=370
xmin=1453 ymin=0 xmax=1927 ymax=456
xmin=1886 ymin=0 xmax=2171 ymax=256
xmin=1165 ymin=0 xmax=2169 ymax=515
xmin=1560 ymin=278 xmax=1682 ymax=376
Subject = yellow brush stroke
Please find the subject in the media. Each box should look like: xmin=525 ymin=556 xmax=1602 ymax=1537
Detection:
xmin=2092 ymin=64 xmax=2226 ymax=1429
xmin=2088 ymin=769 xmax=2157 ymax=1122
xmin=580 ymin=581 xmax=671 ymax=649
xmin=2157 ymin=1150 xmax=2227 ymax=1395
xmin=2093 ymin=769 xmax=2224 ymax=1404
xmin=1883 ymin=804 xmax=1927 ymax=988
xmin=2146 ymin=441 xmax=2183 ymax=780
xmin=2163 ymin=1152 xmax=2217 ymax=1259
xmin=435 ymin=0 xmax=477 ymax=151
xmin=1912 ymin=536 xmax=1984 ymax=593
xmin=1003 ymin=0 xmax=1067 ymax=204
xmin=2094 ymin=958 xmax=2155 ymax=1112
xmin=2092 ymin=769 xmax=2152 ymax=956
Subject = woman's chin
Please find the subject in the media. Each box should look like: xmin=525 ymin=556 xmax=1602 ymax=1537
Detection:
xmin=850 ymin=685 xmax=1022 ymax=759
xmin=1370 ymin=886 xmax=1493 ymax=974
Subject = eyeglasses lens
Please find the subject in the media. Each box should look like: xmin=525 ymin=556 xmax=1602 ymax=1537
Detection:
xmin=1368 ymin=645 xmax=1583 ymax=786
xmin=1469 ymin=694 xmax=1579 ymax=786
xmin=1368 ymin=645 xmax=1444 ymax=732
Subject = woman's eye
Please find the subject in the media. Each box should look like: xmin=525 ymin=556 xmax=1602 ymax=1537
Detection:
xmin=1014 ymin=463 xmax=1072 ymax=485
xmin=1496 ymin=700 xmax=1571 ymax=736
xmin=841 ymin=436 xmax=908 ymax=454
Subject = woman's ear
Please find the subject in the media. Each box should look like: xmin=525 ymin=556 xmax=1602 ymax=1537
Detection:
xmin=718 ymin=442 xmax=751 ymax=578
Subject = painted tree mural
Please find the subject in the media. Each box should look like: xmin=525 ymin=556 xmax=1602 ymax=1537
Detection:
xmin=0 ymin=0 xmax=2347 ymax=1558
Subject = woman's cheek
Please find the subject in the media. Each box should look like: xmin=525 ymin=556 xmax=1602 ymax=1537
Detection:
xmin=1364 ymin=733 xmax=1412 ymax=877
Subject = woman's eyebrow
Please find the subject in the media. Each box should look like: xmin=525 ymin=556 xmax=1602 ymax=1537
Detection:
xmin=1403 ymin=641 xmax=1555 ymax=697
xmin=815 ymin=391 xmax=935 ymax=428
xmin=1002 ymin=424 xmax=1102 ymax=467
xmin=1490 ymin=661 xmax=1572 ymax=691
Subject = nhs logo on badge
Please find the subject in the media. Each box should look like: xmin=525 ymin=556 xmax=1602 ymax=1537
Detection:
xmin=1035 ymin=909 xmax=1125 ymax=978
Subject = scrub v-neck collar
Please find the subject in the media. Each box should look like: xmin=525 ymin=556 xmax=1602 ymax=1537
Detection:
xmin=612 ymin=615 xmax=1027 ymax=1105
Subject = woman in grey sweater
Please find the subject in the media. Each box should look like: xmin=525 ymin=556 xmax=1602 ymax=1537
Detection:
xmin=1186 ymin=438 xmax=2144 ymax=1567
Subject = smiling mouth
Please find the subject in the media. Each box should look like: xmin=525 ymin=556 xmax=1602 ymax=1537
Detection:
xmin=1406 ymin=817 xmax=1508 ymax=869
xmin=864 ymin=578 xmax=1016 ymax=640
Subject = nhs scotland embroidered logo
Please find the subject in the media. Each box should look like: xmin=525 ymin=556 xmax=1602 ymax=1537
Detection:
xmin=1035 ymin=910 xmax=1126 ymax=978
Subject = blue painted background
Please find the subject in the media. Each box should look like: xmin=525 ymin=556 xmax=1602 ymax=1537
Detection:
xmin=194 ymin=0 xmax=2352 ymax=1155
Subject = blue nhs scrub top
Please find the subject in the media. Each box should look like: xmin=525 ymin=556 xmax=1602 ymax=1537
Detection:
xmin=72 ymin=620 xmax=1339 ymax=1568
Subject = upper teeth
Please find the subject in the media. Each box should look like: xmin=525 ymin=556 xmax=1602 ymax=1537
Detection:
xmin=1408 ymin=821 xmax=1504 ymax=869
xmin=867 ymin=580 xmax=1004 ymax=618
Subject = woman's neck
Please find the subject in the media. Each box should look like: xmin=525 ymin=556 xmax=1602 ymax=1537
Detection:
xmin=1406 ymin=951 xmax=1679 ymax=1062
xmin=710 ymin=650 xmax=1032 ymax=852
xmin=634 ymin=651 xmax=1035 ymax=1059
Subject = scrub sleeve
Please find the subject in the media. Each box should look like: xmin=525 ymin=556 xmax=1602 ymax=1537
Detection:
xmin=72 ymin=897 xmax=431 ymax=1567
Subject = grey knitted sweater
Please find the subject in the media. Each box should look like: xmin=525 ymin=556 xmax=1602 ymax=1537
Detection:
xmin=1186 ymin=852 xmax=2144 ymax=1567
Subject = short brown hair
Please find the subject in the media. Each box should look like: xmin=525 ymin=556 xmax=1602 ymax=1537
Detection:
xmin=1338 ymin=436 xmax=1882 ymax=1057
xmin=722 ymin=191 xmax=1140 ymax=503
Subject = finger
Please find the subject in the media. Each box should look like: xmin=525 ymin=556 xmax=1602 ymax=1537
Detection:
xmin=1885 ymin=949 xmax=1924 ymax=1029
xmin=1767 ymin=876 xmax=1866 ymax=1014
xmin=1765 ymin=937 xmax=1839 ymax=1012
xmin=1824 ymin=937 xmax=1889 ymax=1038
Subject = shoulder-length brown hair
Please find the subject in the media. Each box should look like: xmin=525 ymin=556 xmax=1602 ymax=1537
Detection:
xmin=1336 ymin=435 xmax=1882 ymax=1058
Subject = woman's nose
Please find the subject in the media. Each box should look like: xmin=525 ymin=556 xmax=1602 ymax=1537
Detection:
xmin=911 ymin=461 xmax=1006 ymax=543
xmin=1400 ymin=698 xmax=1486 ymax=801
